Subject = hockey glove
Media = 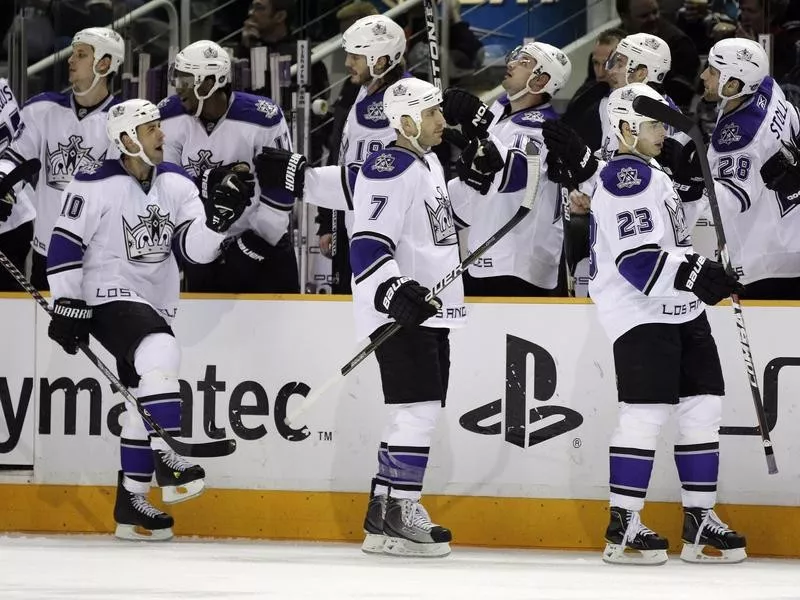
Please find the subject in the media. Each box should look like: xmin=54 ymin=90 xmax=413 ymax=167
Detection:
xmin=253 ymin=147 xmax=308 ymax=198
xmin=375 ymin=276 xmax=442 ymax=327
xmin=455 ymin=137 xmax=505 ymax=195
xmin=0 ymin=175 xmax=15 ymax=222
xmin=442 ymin=88 xmax=495 ymax=139
xmin=198 ymin=163 xmax=255 ymax=204
xmin=541 ymin=120 xmax=598 ymax=185
xmin=48 ymin=298 xmax=92 ymax=355
xmin=760 ymin=140 xmax=800 ymax=205
xmin=674 ymin=253 xmax=743 ymax=305
xmin=545 ymin=150 xmax=577 ymax=188
xmin=663 ymin=139 xmax=704 ymax=202
xmin=205 ymin=174 xmax=252 ymax=233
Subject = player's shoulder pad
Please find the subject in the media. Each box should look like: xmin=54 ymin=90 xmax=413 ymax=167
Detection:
xmin=73 ymin=159 xmax=126 ymax=182
xmin=360 ymin=146 xmax=416 ymax=180
xmin=711 ymin=77 xmax=774 ymax=153
xmin=355 ymin=88 xmax=391 ymax=130
xmin=156 ymin=162 xmax=194 ymax=182
xmin=227 ymin=92 xmax=285 ymax=127
xmin=599 ymin=155 xmax=653 ymax=197
xmin=23 ymin=91 xmax=70 ymax=110
xmin=157 ymin=95 xmax=187 ymax=120
xmin=510 ymin=104 xmax=559 ymax=129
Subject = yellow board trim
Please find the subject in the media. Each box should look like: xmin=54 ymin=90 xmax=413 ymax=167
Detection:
xmin=1 ymin=484 xmax=798 ymax=557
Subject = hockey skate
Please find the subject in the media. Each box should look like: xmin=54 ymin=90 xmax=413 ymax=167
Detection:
xmin=382 ymin=497 xmax=451 ymax=558
xmin=361 ymin=492 xmax=387 ymax=554
xmin=680 ymin=507 xmax=747 ymax=563
xmin=154 ymin=449 xmax=206 ymax=504
xmin=113 ymin=471 xmax=174 ymax=541
xmin=603 ymin=507 xmax=669 ymax=565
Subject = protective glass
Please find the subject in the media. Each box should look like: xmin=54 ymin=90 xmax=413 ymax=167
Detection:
xmin=604 ymin=51 xmax=630 ymax=72
xmin=505 ymin=46 xmax=536 ymax=70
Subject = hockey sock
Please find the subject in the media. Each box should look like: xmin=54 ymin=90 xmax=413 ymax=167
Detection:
xmin=609 ymin=403 xmax=670 ymax=511
xmin=384 ymin=402 xmax=440 ymax=501
xmin=133 ymin=333 xmax=182 ymax=446
xmin=373 ymin=442 xmax=392 ymax=497
xmin=120 ymin=387 xmax=154 ymax=492
xmin=674 ymin=395 xmax=721 ymax=508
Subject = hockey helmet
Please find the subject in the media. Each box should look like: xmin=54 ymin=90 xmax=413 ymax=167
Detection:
xmin=107 ymin=99 xmax=161 ymax=166
xmin=607 ymin=82 xmax=668 ymax=141
xmin=506 ymin=42 xmax=572 ymax=100
xmin=606 ymin=33 xmax=671 ymax=85
xmin=342 ymin=14 xmax=406 ymax=79
xmin=71 ymin=27 xmax=125 ymax=96
xmin=171 ymin=40 xmax=231 ymax=116
xmin=707 ymin=38 xmax=768 ymax=102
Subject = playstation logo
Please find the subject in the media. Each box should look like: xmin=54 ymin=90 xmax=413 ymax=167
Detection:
xmin=459 ymin=335 xmax=583 ymax=448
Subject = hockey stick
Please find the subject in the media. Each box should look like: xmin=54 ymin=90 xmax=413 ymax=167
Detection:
xmin=285 ymin=143 xmax=541 ymax=425
xmin=632 ymin=95 xmax=778 ymax=475
xmin=0 ymin=251 xmax=236 ymax=458
xmin=559 ymin=186 xmax=575 ymax=297
xmin=0 ymin=157 xmax=41 ymax=199
xmin=423 ymin=0 xmax=442 ymax=91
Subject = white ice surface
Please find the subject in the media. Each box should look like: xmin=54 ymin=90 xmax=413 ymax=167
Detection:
xmin=0 ymin=535 xmax=799 ymax=600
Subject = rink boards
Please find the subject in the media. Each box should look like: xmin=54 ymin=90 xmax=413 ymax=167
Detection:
xmin=1 ymin=294 xmax=800 ymax=556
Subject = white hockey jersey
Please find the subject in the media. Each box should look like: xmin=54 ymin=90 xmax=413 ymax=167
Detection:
xmin=158 ymin=92 xmax=293 ymax=245
xmin=708 ymin=77 xmax=800 ymax=284
xmin=0 ymin=92 xmax=119 ymax=254
xmin=47 ymin=160 xmax=225 ymax=320
xmin=589 ymin=153 xmax=702 ymax=342
xmin=350 ymin=145 xmax=472 ymax=340
xmin=455 ymin=95 xmax=562 ymax=289
xmin=0 ymin=78 xmax=35 ymax=234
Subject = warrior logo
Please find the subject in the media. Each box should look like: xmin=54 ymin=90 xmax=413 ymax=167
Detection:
xmin=255 ymin=99 xmax=279 ymax=119
xmin=184 ymin=149 xmax=223 ymax=178
xmin=372 ymin=153 xmax=395 ymax=173
xmin=617 ymin=166 xmax=642 ymax=189
xmin=123 ymin=205 xmax=175 ymax=264
xmin=46 ymin=135 xmax=107 ymax=190
xmin=718 ymin=123 xmax=742 ymax=145
xmin=425 ymin=186 xmax=457 ymax=246
xmin=363 ymin=101 xmax=386 ymax=123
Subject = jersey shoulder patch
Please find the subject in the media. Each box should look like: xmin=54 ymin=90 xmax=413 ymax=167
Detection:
xmin=156 ymin=162 xmax=194 ymax=181
xmin=73 ymin=159 xmax=125 ymax=182
xmin=599 ymin=156 xmax=653 ymax=197
xmin=361 ymin=147 xmax=416 ymax=180
xmin=510 ymin=104 xmax=558 ymax=129
xmin=23 ymin=91 xmax=70 ymax=110
xmin=157 ymin=95 xmax=186 ymax=120
xmin=711 ymin=77 xmax=774 ymax=153
xmin=355 ymin=88 xmax=390 ymax=130
xmin=227 ymin=92 xmax=284 ymax=127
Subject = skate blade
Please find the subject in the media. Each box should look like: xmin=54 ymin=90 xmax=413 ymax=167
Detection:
xmin=114 ymin=524 xmax=173 ymax=542
xmin=361 ymin=533 xmax=386 ymax=554
xmin=680 ymin=543 xmax=747 ymax=564
xmin=383 ymin=537 xmax=451 ymax=558
xmin=602 ymin=543 xmax=668 ymax=566
xmin=161 ymin=479 xmax=205 ymax=504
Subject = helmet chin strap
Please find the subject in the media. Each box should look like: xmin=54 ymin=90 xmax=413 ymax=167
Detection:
xmin=405 ymin=119 xmax=428 ymax=155
xmin=508 ymin=73 xmax=536 ymax=102
xmin=122 ymin=138 xmax=155 ymax=167
xmin=73 ymin=63 xmax=107 ymax=97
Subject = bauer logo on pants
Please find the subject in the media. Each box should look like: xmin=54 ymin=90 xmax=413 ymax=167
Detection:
xmin=459 ymin=334 xmax=584 ymax=448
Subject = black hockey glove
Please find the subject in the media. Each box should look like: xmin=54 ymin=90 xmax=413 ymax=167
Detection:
xmin=253 ymin=147 xmax=308 ymax=198
xmin=442 ymin=88 xmax=495 ymax=139
xmin=455 ymin=137 xmax=505 ymax=195
xmin=541 ymin=119 xmax=598 ymax=185
xmin=674 ymin=253 xmax=743 ymax=305
xmin=48 ymin=298 xmax=92 ymax=355
xmin=545 ymin=150 xmax=577 ymax=188
xmin=375 ymin=276 xmax=442 ymax=327
xmin=662 ymin=139 xmax=704 ymax=202
xmin=198 ymin=163 xmax=255 ymax=204
xmin=205 ymin=174 xmax=252 ymax=233
xmin=760 ymin=140 xmax=800 ymax=205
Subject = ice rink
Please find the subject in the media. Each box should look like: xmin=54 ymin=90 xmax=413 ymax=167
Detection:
xmin=1 ymin=535 xmax=799 ymax=599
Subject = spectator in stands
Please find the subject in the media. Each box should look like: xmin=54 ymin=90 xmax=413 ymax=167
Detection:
xmin=737 ymin=0 xmax=800 ymax=82
xmin=616 ymin=0 xmax=700 ymax=108
xmin=674 ymin=0 xmax=739 ymax=54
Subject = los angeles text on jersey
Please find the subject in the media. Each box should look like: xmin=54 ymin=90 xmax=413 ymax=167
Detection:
xmin=661 ymin=299 xmax=702 ymax=315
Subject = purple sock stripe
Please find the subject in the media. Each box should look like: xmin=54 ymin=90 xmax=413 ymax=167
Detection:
xmin=377 ymin=445 xmax=391 ymax=480
xmin=140 ymin=400 xmax=181 ymax=432
xmin=609 ymin=455 xmax=655 ymax=490
xmin=121 ymin=444 xmax=154 ymax=480
xmin=674 ymin=448 xmax=719 ymax=487
xmin=386 ymin=446 xmax=429 ymax=486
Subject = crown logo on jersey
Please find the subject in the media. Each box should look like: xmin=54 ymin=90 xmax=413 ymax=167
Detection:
xmin=203 ymin=46 xmax=219 ymax=59
xmin=372 ymin=153 xmax=395 ymax=173
xmin=184 ymin=149 xmax=223 ymax=178
xmin=666 ymin=193 xmax=691 ymax=246
xmin=255 ymin=99 xmax=279 ymax=118
xmin=617 ymin=166 xmax=642 ymax=189
xmin=372 ymin=22 xmax=387 ymax=36
xmin=364 ymin=101 xmax=386 ymax=122
xmin=123 ymin=204 xmax=175 ymax=263
xmin=46 ymin=135 xmax=107 ymax=191
xmin=643 ymin=37 xmax=660 ymax=50
xmin=425 ymin=186 xmax=457 ymax=246
xmin=736 ymin=48 xmax=753 ymax=62
xmin=393 ymin=83 xmax=408 ymax=96
xmin=718 ymin=123 xmax=742 ymax=145
xmin=522 ymin=111 xmax=545 ymax=123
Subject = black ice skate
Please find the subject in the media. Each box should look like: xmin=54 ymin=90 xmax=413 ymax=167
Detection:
xmin=113 ymin=471 xmax=174 ymax=541
xmin=154 ymin=449 xmax=206 ymax=504
xmin=382 ymin=497 xmax=451 ymax=557
xmin=680 ymin=507 xmax=747 ymax=563
xmin=603 ymin=507 xmax=669 ymax=565
xmin=361 ymin=491 xmax=387 ymax=554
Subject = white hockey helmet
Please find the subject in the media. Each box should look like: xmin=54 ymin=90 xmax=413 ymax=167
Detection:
xmin=342 ymin=14 xmax=406 ymax=79
xmin=384 ymin=77 xmax=442 ymax=152
xmin=608 ymin=33 xmax=671 ymax=85
xmin=607 ymin=83 xmax=668 ymax=143
xmin=506 ymin=42 xmax=572 ymax=100
xmin=71 ymin=27 xmax=125 ymax=96
xmin=172 ymin=40 xmax=232 ymax=116
xmin=707 ymin=38 xmax=768 ymax=101
xmin=107 ymin=99 xmax=162 ymax=166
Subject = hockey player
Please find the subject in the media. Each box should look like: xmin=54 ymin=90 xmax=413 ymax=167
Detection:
xmin=441 ymin=42 xmax=572 ymax=295
xmin=350 ymin=77 xmax=503 ymax=557
xmin=590 ymin=83 xmax=746 ymax=565
xmin=0 ymin=27 xmax=124 ymax=290
xmin=158 ymin=40 xmax=297 ymax=293
xmin=46 ymin=99 xmax=250 ymax=540
xmin=698 ymin=38 xmax=800 ymax=299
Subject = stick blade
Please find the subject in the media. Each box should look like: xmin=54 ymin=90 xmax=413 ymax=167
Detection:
xmin=175 ymin=438 xmax=237 ymax=458
xmin=632 ymin=96 xmax=695 ymax=134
